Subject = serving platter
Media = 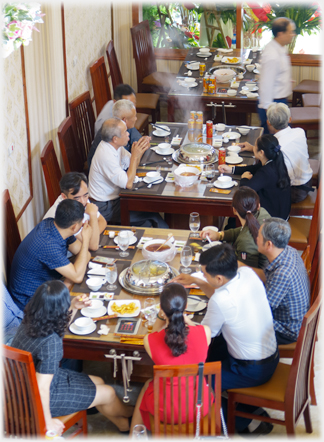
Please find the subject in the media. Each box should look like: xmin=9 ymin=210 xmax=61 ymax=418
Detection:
xmin=118 ymin=267 xmax=179 ymax=295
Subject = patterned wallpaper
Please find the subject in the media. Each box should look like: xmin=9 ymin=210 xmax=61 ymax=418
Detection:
xmin=64 ymin=4 xmax=112 ymax=104
xmin=3 ymin=48 xmax=30 ymax=217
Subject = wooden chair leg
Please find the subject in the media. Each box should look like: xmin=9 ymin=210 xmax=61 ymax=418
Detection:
xmin=303 ymin=404 xmax=313 ymax=433
xmin=310 ymin=357 xmax=317 ymax=405
xmin=227 ymin=395 xmax=236 ymax=435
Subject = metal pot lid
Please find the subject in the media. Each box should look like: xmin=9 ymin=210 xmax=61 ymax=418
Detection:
xmin=127 ymin=259 xmax=169 ymax=282
xmin=180 ymin=143 xmax=214 ymax=155
xmin=172 ymin=149 xmax=218 ymax=165
xmin=120 ymin=265 xmax=179 ymax=295
xmin=208 ymin=65 xmax=246 ymax=75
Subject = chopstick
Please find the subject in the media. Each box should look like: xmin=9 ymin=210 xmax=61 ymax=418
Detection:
xmin=103 ymin=245 xmax=136 ymax=249
xmin=151 ymin=124 xmax=170 ymax=133
xmin=140 ymin=160 xmax=164 ymax=166
xmin=92 ymin=314 xmax=118 ymax=321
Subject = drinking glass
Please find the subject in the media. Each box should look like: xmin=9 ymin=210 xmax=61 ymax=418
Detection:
xmin=118 ymin=231 xmax=130 ymax=257
xmin=189 ymin=212 xmax=200 ymax=238
xmin=181 ymin=246 xmax=192 ymax=274
xmin=132 ymin=424 xmax=148 ymax=439
xmin=105 ymin=263 xmax=117 ymax=291
xmin=203 ymin=164 xmax=216 ymax=187
xmin=143 ymin=298 xmax=157 ymax=329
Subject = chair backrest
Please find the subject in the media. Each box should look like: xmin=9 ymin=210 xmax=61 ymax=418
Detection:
xmin=3 ymin=190 xmax=21 ymax=282
xmin=40 ymin=140 xmax=62 ymax=206
xmin=130 ymin=20 xmax=157 ymax=92
xmin=3 ymin=344 xmax=46 ymax=437
xmin=57 ymin=116 xmax=84 ymax=173
xmin=152 ymin=361 xmax=222 ymax=437
xmin=106 ymin=40 xmax=123 ymax=90
xmin=308 ymin=182 xmax=320 ymax=265
xmin=286 ymin=294 xmax=321 ymax=420
xmin=69 ymin=91 xmax=95 ymax=163
xmin=89 ymin=57 xmax=112 ymax=116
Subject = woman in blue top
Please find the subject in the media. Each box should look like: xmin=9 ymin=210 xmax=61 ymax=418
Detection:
xmin=219 ymin=134 xmax=291 ymax=220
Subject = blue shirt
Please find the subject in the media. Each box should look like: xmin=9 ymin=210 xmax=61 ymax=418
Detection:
xmin=265 ymin=246 xmax=310 ymax=341
xmin=2 ymin=284 xmax=24 ymax=344
xmin=9 ymin=219 xmax=76 ymax=310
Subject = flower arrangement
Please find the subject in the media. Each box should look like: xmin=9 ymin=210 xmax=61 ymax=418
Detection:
xmin=2 ymin=2 xmax=44 ymax=58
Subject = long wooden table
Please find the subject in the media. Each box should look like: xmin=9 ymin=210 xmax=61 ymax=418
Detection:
xmin=167 ymin=47 xmax=261 ymax=125
xmin=119 ymin=123 xmax=263 ymax=226
xmin=63 ymin=227 xmax=198 ymax=380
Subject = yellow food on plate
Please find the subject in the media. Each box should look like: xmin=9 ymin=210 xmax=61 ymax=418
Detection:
xmin=227 ymin=57 xmax=239 ymax=63
xmin=111 ymin=302 xmax=139 ymax=315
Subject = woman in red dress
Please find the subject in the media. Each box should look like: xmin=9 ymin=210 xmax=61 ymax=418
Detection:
xmin=130 ymin=283 xmax=211 ymax=433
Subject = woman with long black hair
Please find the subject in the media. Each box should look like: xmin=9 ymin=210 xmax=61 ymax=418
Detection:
xmin=11 ymin=281 xmax=133 ymax=436
xmin=130 ymin=283 xmax=211 ymax=433
xmin=201 ymin=187 xmax=271 ymax=268
xmin=219 ymin=134 xmax=291 ymax=220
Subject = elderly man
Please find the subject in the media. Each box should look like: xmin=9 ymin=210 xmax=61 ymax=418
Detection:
xmin=44 ymin=172 xmax=106 ymax=251
xmin=171 ymin=244 xmax=278 ymax=434
xmin=9 ymin=199 xmax=92 ymax=310
xmin=88 ymin=117 xmax=168 ymax=228
xmin=255 ymin=218 xmax=310 ymax=344
xmin=239 ymin=103 xmax=313 ymax=203
xmin=258 ymin=17 xmax=296 ymax=133
xmin=88 ymin=98 xmax=148 ymax=168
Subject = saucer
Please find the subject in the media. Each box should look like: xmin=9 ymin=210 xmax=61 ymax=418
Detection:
xmin=155 ymin=147 xmax=174 ymax=155
xmin=186 ymin=64 xmax=199 ymax=71
xmin=222 ymin=132 xmax=241 ymax=140
xmin=185 ymin=300 xmax=207 ymax=313
xmin=114 ymin=235 xmax=137 ymax=245
xmin=143 ymin=176 xmax=164 ymax=185
xmin=214 ymin=180 xmax=235 ymax=189
xmin=197 ymin=52 xmax=212 ymax=57
xmin=152 ymin=125 xmax=171 ymax=137
xmin=225 ymin=156 xmax=243 ymax=164
xmin=69 ymin=322 xmax=96 ymax=335
xmin=81 ymin=306 xmax=107 ymax=318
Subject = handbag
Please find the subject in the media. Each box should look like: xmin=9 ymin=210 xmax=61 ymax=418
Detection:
xmin=195 ymin=362 xmax=229 ymax=440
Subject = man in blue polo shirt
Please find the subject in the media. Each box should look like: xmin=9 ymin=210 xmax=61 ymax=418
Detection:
xmin=9 ymin=199 xmax=92 ymax=310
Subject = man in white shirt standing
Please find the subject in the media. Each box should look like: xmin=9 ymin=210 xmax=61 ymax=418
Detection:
xmin=258 ymin=17 xmax=296 ymax=134
xmin=239 ymin=102 xmax=313 ymax=203
xmin=43 ymin=172 xmax=106 ymax=251
xmin=88 ymin=117 xmax=168 ymax=228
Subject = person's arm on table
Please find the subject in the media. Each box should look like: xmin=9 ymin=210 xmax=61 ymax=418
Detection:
xmin=36 ymin=373 xmax=65 ymax=435
xmin=171 ymin=274 xmax=215 ymax=299
xmin=69 ymin=294 xmax=92 ymax=323
xmin=238 ymin=141 xmax=254 ymax=152
xmin=56 ymin=223 xmax=92 ymax=283
xmin=76 ymin=203 xmax=105 ymax=251
xmin=126 ymin=137 xmax=150 ymax=189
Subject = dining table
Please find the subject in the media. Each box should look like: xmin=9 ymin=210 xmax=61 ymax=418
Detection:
xmin=63 ymin=226 xmax=209 ymax=383
xmin=119 ymin=122 xmax=263 ymax=227
xmin=167 ymin=47 xmax=262 ymax=125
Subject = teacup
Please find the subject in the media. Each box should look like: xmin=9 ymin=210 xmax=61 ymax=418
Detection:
xmin=146 ymin=171 xmax=161 ymax=182
xmin=213 ymin=140 xmax=222 ymax=148
xmin=227 ymin=89 xmax=237 ymax=96
xmin=228 ymin=152 xmax=239 ymax=158
xmin=157 ymin=143 xmax=171 ymax=153
xmin=74 ymin=317 xmax=94 ymax=331
xmin=87 ymin=299 xmax=103 ymax=312
xmin=218 ymin=175 xmax=232 ymax=184
xmin=237 ymin=73 xmax=244 ymax=80
xmin=86 ymin=277 xmax=105 ymax=291
xmin=199 ymin=47 xmax=210 ymax=53
xmin=246 ymin=64 xmax=255 ymax=72
xmin=215 ymin=123 xmax=225 ymax=132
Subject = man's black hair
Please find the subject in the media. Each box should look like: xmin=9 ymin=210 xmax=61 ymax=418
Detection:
xmin=54 ymin=199 xmax=84 ymax=229
xmin=59 ymin=172 xmax=87 ymax=196
xmin=114 ymin=84 xmax=136 ymax=101
xmin=199 ymin=243 xmax=238 ymax=280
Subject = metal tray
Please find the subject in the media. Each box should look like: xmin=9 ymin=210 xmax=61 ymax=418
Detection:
xmin=118 ymin=267 xmax=179 ymax=296
xmin=172 ymin=148 xmax=218 ymax=165
xmin=208 ymin=65 xmax=246 ymax=76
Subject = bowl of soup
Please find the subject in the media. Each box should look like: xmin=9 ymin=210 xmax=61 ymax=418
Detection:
xmin=174 ymin=166 xmax=201 ymax=187
xmin=142 ymin=239 xmax=177 ymax=263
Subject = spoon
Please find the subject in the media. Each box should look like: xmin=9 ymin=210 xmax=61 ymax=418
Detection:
xmin=156 ymin=233 xmax=174 ymax=251
xmin=206 ymin=234 xmax=212 ymax=244
xmin=132 ymin=177 xmax=162 ymax=191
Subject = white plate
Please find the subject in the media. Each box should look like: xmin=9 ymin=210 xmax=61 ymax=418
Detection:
xmin=202 ymin=241 xmax=222 ymax=251
xmin=179 ymin=81 xmax=198 ymax=88
xmin=185 ymin=64 xmax=199 ymax=71
xmin=227 ymin=145 xmax=241 ymax=153
xmin=222 ymin=132 xmax=241 ymax=140
xmin=143 ymin=176 xmax=164 ymax=185
xmin=185 ymin=300 xmax=207 ymax=313
xmin=221 ymin=56 xmax=241 ymax=64
xmin=225 ymin=156 xmax=243 ymax=164
xmin=69 ymin=322 xmax=96 ymax=335
xmin=242 ymin=86 xmax=258 ymax=92
xmin=155 ymin=147 xmax=174 ymax=155
xmin=81 ymin=306 xmax=107 ymax=318
xmin=114 ymin=235 xmax=137 ymax=246
xmin=217 ymin=48 xmax=233 ymax=53
xmin=214 ymin=180 xmax=235 ymax=189
xmin=107 ymin=299 xmax=141 ymax=317
xmin=197 ymin=52 xmax=212 ymax=57
xmin=152 ymin=125 xmax=171 ymax=137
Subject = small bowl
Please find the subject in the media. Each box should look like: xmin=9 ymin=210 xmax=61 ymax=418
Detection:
xmin=202 ymin=240 xmax=222 ymax=252
xmin=87 ymin=299 xmax=104 ymax=311
xmin=199 ymin=47 xmax=210 ymax=53
xmin=218 ymin=175 xmax=232 ymax=183
xmin=86 ymin=277 xmax=105 ymax=291
xmin=174 ymin=166 xmax=200 ymax=187
xmin=227 ymin=89 xmax=237 ymax=96
xmin=142 ymin=239 xmax=177 ymax=263
xmin=187 ymin=298 xmax=199 ymax=309
xmin=237 ymin=126 xmax=250 ymax=135
xmin=243 ymin=59 xmax=252 ymax=65
xmin=246 ymin=92 xmax=258 ymax=99
xmin=215 ymin=123 xmax=225 ymax=132
xmin=185 ymin=77 xmax=196 ymax=83
xmin=146 ymin=171 xmax=161 ymax=182
xmin=246 ymin=64 xmax=255 ymax=72
xmin=227 ymin=145 xmax=241 ymax=153
xmin=158 ymin=142 xmax=172 ymax=153
xmin=213 ymin=140 xmax=222 ymax=148
xmin=74 ymin=317 xmax=94 ymax=331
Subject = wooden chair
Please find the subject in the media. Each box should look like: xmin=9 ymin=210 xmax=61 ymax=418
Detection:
xmin=227 ymin=294 xmax=322 ymax=436
xmin=89 ymin=57 xmax=149 ymax=135
xmin=106 ymin=40 xmax=160 ymax=122
xmin=302 ymin=93 xmax=321 ymax=107
xmin=130 ymin=20 xmax=177 ymax=95
xmin=57 ymin=116 xmax=85 ymax=173
xmin=288 ymin=182 xmax=320 ymax=251
xmin=69 ymin=91 xmax=95 ymax=164
xmin=292 ymin=80 xmax=320 ymax=107
xmin=3 ymin=345 xmax=87 ymax=438
xmin=3 ymin=190 xmax=21 ymax=282
xmin=149 ymin=361 xmax=222 ymax=437
xmin=290 ymin=106 xmax=320 ymax=133
xmin=40 ymin=140 xmax=62 ymax=206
